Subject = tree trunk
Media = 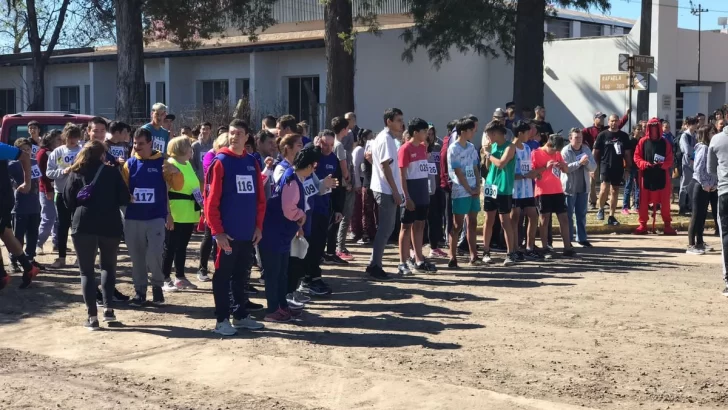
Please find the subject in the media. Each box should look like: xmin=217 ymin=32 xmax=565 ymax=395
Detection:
xmin=636 ymin=0 xmax=652 ymax=122
xmin=27 ymin=64 xmax=45 ymax=111
xmin=324 ymin=0 xmax=355 ymax=125
xmin=513 ymin=0 xmax=546 ymax=116
xmin=115 ymin=0 xmax=146 ymax=124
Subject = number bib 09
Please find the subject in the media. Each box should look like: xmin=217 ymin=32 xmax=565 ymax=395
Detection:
xmin=133 ymin=188 xmax=155 ymax=203
xmin=483 ymin=184 xmax=498 ymax=199
xmin=31 ymin=164 xmax=42 ymax=179
xmin=236 ymin=175 xmax=255 ymax=194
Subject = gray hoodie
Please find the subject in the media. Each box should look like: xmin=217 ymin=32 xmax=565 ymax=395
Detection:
xmin=707 ymin=126 xmax=728 ymax=196
xmin=46 ymin=145 xmax=82 ymax=193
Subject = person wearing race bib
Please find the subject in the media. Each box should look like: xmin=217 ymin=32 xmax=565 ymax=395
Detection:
xmin=28 ymin=121 xmax=42 ymax=158
xmin=36 ymin=130 xmax=61 ymax=257
xmin=397 ymin=118 xmax=436 ymax=275
xmin=122 ymin=127 xmax=183 ymax=306
xmin=205 ymin=120 xmax=265 ymax=335
xmin=447 ymin=118 xmax=481 ymax=267
xmin=425 ymin=126 xmax=447 ymax=259
xmin=46 ymin=124 xmax=83 ymax=269
xmin=8 ymin=138 xmax=42 ymax=273
xmin=106 ymin=121 xmax=131 ymax=163
xmin=511 ymin=121 xmax=543 ymax=261
xmin=531 ymin=134 xmax=576 ymax=259
xmin=273 ymin=134 xmax=304 ymax=185
xmin=593 ymin=114 xmax=633 ymax=226
xmin=562 ymin=128 xmax=597 ymax=248
xmin=162 ymin=136 xmax=202 ymax=292
xmin=633 ymin=118 xmax=676 ymax=236
xmin=259 ymin=145 xmax=318 ymax=323
xmin=481 ymin=121 xmax=517 ymax=266
xmin=359 ymin=129 xmax=377 ymax=244
xmin=191 ymin=122 xmax=213 ymax=183
xmin=141 ymin=103 xmax=171 ymax=155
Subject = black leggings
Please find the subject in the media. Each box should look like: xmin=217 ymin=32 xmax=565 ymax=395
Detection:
xmin=688 ymin=181 xmax=718 ymax=246
xmin=55 ymin=193 xmax=72 ymax=258
xmin=72 ymin=233 xmax=120 ymax=317
xmin=163 ymin=222 xmax=195 ymax=280
xmin=198 ymin=224 xmax=217 ymax=271
xmin=426 ymin=190 xmax=444 ymax=249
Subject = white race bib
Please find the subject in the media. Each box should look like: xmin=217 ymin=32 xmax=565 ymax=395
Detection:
xmin=133 ymin=188 xmax=155 ymax=204
xmin=614 ymin=141 xmax=622 ymax=155
xmin=552 ymin=167 xmax=562 ymax=178
xmin=110 ymin=146 xmax=126 ymax=159
xmin=61 ymin=154 xmax=76 ymax=165
xmin=520 ymin=162 xmax=531 ymax=174
xmin=428 ymin=163 xmax=438 ymax=175
xmin=192 ymin=187 xmax=203 ymax=206
xmin=464 ymin=165 xmax=476 ymax=186
xmin=484 ymin=184 xmax=498 ymax=199
xmin=236 ymin=175 xmax=255 ymax=194
xmin=302 ymin=178 xmax=318 ymax=212
xmin=430 ymin=152 xmax=441 ymax=163
xmin=152 ymin=137 xmax=165 ymax=153
xmin=31 ymin=145 xmax=39 ymax=156
xmin=654 ymin=153 xmax=665 ymax=163
xmin=31 ymin=164 xmax=42 ymax=180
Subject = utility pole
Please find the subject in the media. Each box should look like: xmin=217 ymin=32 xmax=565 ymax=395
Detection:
xmin=691 ymin=2 xmax=708 ymax=86
xmin=636 ymin=0 xmax=651 ymax=122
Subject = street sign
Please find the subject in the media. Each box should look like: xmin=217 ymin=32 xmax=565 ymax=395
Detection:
xmin=633 ymin=55 xmax=654 ymax=73
xmin=618 ymin=54 xmax=630 ymax=72
xmin=600 ymin=74 xmax=630 ymax=91
xmin=633 ymin=73 xmax=647 ymax=90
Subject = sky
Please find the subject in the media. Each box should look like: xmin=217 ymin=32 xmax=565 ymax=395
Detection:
xmin=585 ymin=0 xmax=728 ymax=30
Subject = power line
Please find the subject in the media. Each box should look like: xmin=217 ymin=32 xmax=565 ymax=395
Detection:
xmin=615 ymin=0 xmax=728 ymax=14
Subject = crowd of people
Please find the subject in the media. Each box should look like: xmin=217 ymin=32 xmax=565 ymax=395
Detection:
xmin=1 ymin=102 xmax=728 ymax=336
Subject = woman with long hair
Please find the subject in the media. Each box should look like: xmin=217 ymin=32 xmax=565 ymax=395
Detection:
xmin=36 ymin=129 xmax=62 ymax=256
xmin=273 ymin=134 xmax=304 ymax=184
xmin=687 ymin=125 xmax=718 ymax=254
xmin=63 ymin=140 xmax=130 ymax=329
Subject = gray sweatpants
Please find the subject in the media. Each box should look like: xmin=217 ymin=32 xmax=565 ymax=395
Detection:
xmin=336 ymin=189 xmax=356 ymax=251
xmin=124 ymin=218 xmax=166 ymax=291
xmin=369 ymin=192 xmax=397 ymax=268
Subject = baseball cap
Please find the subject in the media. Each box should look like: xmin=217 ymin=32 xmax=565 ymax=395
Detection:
xmin=594 ymin=112 xmax=607 ymax=119
xmin=165 ymin=114 xmax=176 ymax=121
xmin=493 ymin=108 xmax=505 ymax=118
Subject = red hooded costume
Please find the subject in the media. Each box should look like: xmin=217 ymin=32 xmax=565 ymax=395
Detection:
xmin=633 ymin=117 xmax=677 ymax=235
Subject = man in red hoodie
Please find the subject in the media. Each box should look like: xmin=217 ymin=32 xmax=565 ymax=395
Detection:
xmin=205 ymin=119 xmax=266 ymax=336
xmin=633 ymin=118 xmax=676 ymax=235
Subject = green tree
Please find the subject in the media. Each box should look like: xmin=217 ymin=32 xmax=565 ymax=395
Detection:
xmin=91 ymin=0 xmax=276 ymax=123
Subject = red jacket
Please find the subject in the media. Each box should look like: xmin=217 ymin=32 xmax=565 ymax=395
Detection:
xmin=36 ymin=147 xmax=54 ymax=194
xmin=439 ymin=131 xmax=453 ymax=190
xmin=204 ymin=147 xmax=266 ymax=236
xmin=581 ymin=113 xmax=629 ymax=149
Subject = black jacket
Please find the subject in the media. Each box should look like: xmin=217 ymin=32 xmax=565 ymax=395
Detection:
xmin=63 ymin=161 xmax=130 ymax=238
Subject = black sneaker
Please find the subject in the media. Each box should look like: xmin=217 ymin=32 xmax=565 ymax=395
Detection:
xmin=113 ymin=288 xmax=130 ymax=302
xmin=366 ymin=265 xmax=391 ymax=281
xmin=524 ymin=249 xmax=544 ymax=261
xmin=10 ymin=261 xmax=21 ymax=273
xmin=577 ymin=241 xmax=593 ymax=248
xmin=447 ymin=259 xmax=459 ymax=269
xmin=151 ymin=286 xmax=164 ymax=305
xmin=85 ymin=317 xmax=100 ymax=331
xmin=246 ymin=300 xmax=265 ymax=312
xmin=102 ymin=309 xmax=118 ymax=323
xmin=96 ymin=290 xmax=104 ymax=307
xmin=503 ymin=253 xmax=516 ymax=267
xmin=514 ymin=251 xmax=525 ymax=262
xmin=129 ymin=292 xmax=146 ymax=306
xmin=244 ymin=284 xmax=259 ymax=295
xmin=414 ymin=261 xmax=438 ymax=273
xmin=325 ymin=253 xmax=348 ymax=265
xmin=31 ymin=260 xmax=45 ymax=271
xmin=607 ymin=216 xmax=620 ymax=226
xmin=306 ymin=278 xmax=332 ymax=295
xmin=563 ymin=249 xmax=577 ymax=258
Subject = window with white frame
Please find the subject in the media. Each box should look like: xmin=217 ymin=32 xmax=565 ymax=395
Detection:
xmin=201 ymin=80 xmax=229 ymax=107
xmin=58 ymin=86 xmax=80 ymax=113
xmin=547 ymin=19 xmax=571 ymax=39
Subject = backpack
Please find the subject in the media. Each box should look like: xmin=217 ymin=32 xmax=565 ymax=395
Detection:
xmin=76 ymin=164 xmax=104 ymax=203
xmin=673 ymin=131 xmax=684 ymax=167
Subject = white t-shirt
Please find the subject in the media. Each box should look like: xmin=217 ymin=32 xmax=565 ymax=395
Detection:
xmin=370 ymin=128 xmax=403 ymax=196
xmin=447 ymin=139 xmax=479 ymax=199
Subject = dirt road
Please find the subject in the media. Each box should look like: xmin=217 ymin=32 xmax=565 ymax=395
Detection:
xmin=1 ymin=232 xmax=727 ymax=409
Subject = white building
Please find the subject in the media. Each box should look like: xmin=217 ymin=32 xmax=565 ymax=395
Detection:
xmin=0 ymin=0 xmax=723 ymax=136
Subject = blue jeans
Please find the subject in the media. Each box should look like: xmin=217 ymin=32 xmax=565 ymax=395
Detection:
xmin=260 ymin=249 xmax=290 ymax=314
xmin=623 ymin=166 xmax=640 ymax=209
xmin=38 ymin=192 xmax=57 ymax=248
xmin=566 ymin=192 xmax=588 ymax=243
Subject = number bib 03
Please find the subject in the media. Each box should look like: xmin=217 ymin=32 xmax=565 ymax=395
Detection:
xmin=133 ymin=188 xmax=155 ymax=203
xmin=483 ymin=184 xmax=498 ymax=199
xmin=236 ymin=175 xmax=255 ymax=194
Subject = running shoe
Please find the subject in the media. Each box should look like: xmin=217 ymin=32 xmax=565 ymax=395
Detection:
xmin=303 ymin=278 xmax=333 ymax=295
xmin=232 ymin=315 xmax=264 ymax=330
xmin=264 ymin=308 xmax=292 ymax=323
xmin=429 ymin=248 xmax=448 ymax=259
xmin=213 ymin=319 xmax=238 ymax=336
xmin=50 ymin=257 xmax=65 ymax=269
xmin=129 ymin=293 xmax=146 ymax=307
xmin=286 ymin=294 xmax=306 ymax=310
xmin=596 ymin=209 xmax=605 ymax=221
xmin=607 ymin=215 xmax=620 ymax=226
xmin=577 ymin=241 xmax=593 ymax=248
xmin=621 ymin=208 xmax=630 ymax=216
xmin=292 ymin=290 xmax=311 ymax=303
xmin=563 ymin=249 xmax=577 ymax=258
xmin=337 ymin=249 xmax=355 ymax=261
xmin=152 ymin=286 xmax=165 ymax=305
xmin=447 ymin=259 xmax=459 ymax=269
xmin=503 ymin=253 xmax=516 ymax=267
xmin=366 ymin=265 xmax=391 ymax=281
xmin=174 ymin=277 xmax=198 ymax=290
xmin=245 ymin=300 xmax=265 ymax=312
xmin=102 ymin=309 xmax=118 ymax=323
xmin=481 ymin=252 xmax=494 ymax=265
xmin=469 ymin=258 xmax=483 ymax=267
xmin=285 ymin=307 xmax=303 ymax=318
xmin=244 ymin=284 xmax=259 ymax=295
xmin=113 ymin=288 xmax=130 ymax=302
xmin=414 ymin=261 xmax=438 ymax=273
xmin=19 ymin=265 xmax=39 ymax=289
xmin=162 ymin=280 xmax=178 ymax=292
xmin=326 ymin=253 xmax=349 ymax=265
xmin=197 ymin=269 xmax=211 ymax=282
xmin=31 ymin=260 xmax=45 ymax=271
xmin=10 ymin=261 xmax=21 ymax=273
xmin=524 ymin=249 xmax=544 ymax=260
xmin=397 ymin=263 xmax=413 ymax=276
xmin=85 ymin=317 xmax=100 ymax=331
xmin=696 ymin=243 xmax=714 ymax=252
xmin=356 ymin=237 xmax=371 ymax=245
xmin=514 ymin=251 xmax=525 ymax=262
xmin=543 ymin=250 xmax=554 ymax=260
xmin=686 ymin=246 xmax=705 ymax=255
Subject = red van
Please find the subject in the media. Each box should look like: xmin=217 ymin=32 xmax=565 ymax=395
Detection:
xmin=0 ymin=112 xmax=97 ymax=146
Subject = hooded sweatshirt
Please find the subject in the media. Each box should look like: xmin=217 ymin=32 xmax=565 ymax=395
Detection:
xmin=46 ymin=144 xmax=82 ymax=193
xmin=122 ymin=150 xmax=184 ymax=220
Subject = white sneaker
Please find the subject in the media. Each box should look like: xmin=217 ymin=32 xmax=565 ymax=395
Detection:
xmin=197 ymin=270 xmax=211 ymax=282
xmin=286 ymin=294 xmax=306 ymax=310
xmin=686 ymin=246 xmax=705 ymax=255
xmin=162 ymin=281 xmax=178 ymax=292
xmin=36 ymin=246 xmax=45 ymax=256
xmin=232 ymin=315 xmax=264 ymax=330
xmin=174 ymin=277 xmax=198 ymax=290
xmin=50 ymin=257 xmax=65 ymax=269
xmin=213 ymin=319 xmax=238 ymax=336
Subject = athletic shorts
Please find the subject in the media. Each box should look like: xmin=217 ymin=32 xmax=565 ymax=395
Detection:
xmin=600 ymin=167 xmax=625 ymax=187
xmin=536 ymin=193 xmax=567 ymax=215
xmin=452 ymin=196 xmax=480 ymax=215
xmin=401 ymin=205 xmax=429 ymax=224
xmin=513 ymin=197 xmax=536 ymax=209
xmin=483 ymin=195 xmax=513 ymax=215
